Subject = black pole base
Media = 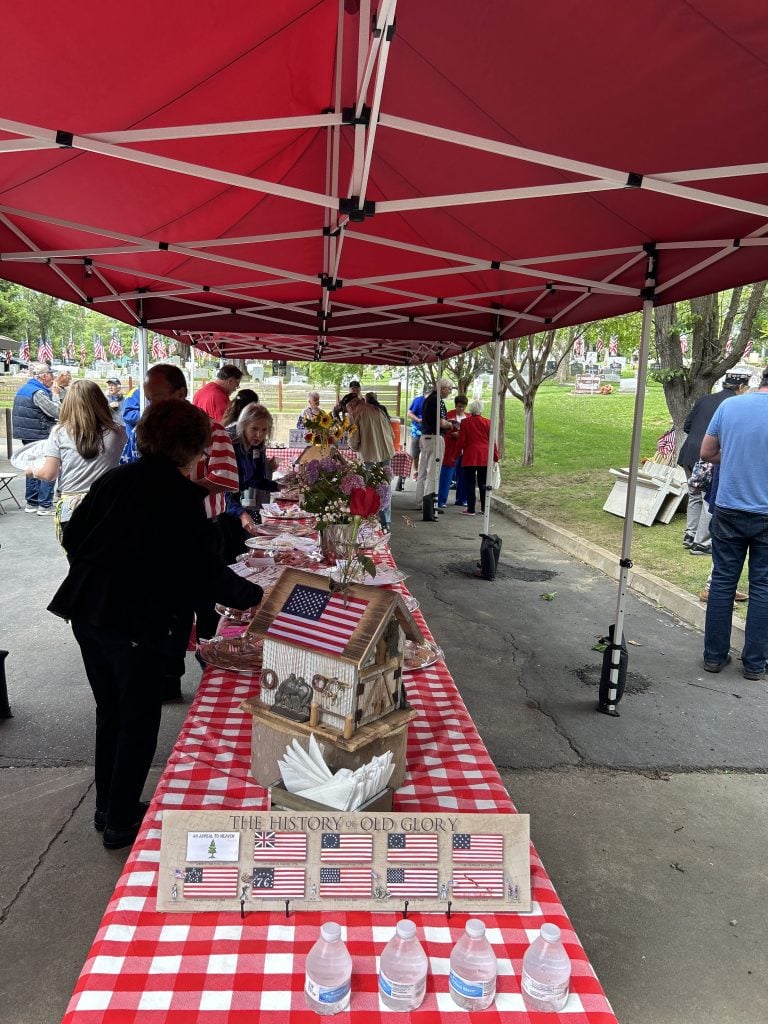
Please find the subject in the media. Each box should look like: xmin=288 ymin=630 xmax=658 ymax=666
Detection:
xmin=395 ymin=478 xmax=405 ymax=492
xmin=422 ymin=494 xmax=437 ymax=522
xmin=596 ymin=702 xmax=621 ymax=717
xmin=0 ymin=650 xmax=12 ymax=719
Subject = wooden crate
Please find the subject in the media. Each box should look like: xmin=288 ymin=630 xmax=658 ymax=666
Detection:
xmin=268 ymin=781 xmax=394 ymax=813
xmin=241 ymin=699 xmax=415 ymax=790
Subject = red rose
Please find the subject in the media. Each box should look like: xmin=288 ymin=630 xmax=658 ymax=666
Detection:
xmin=304 ymin=432 xmax=313 ymax=442
xmin=349 ymin=486 xmax=380 ymax=517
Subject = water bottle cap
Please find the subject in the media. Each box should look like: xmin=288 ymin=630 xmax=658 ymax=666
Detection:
xmin=320 ymin=922 xmax=342 ymax=942
xmin=540 ymin=923 xmax=562 ymax=943
xmin=396 ymin=919 xmax=417 ymax=940
xmin=465 ymin=919 xmax=486 ymax=938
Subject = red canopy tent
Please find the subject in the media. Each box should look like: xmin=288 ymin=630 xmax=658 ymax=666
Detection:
xmin=1 ymin=1 xmax=767 ymax=363
xmin=2 ymin=1 xmax=767 ymax=711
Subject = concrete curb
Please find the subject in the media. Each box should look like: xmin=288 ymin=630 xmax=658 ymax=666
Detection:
xmin=491 ymin=495 xmax=747 ymax=650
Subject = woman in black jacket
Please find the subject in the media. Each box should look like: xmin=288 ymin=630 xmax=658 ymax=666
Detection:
xmin=49 ymin=400 xmax=264 ymax=849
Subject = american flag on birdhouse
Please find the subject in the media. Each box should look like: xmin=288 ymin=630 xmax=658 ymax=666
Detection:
xmin=94 ymin=335 xmax=106 ymax=361
xmin=266 ymin=584 xmax=369 ymax=657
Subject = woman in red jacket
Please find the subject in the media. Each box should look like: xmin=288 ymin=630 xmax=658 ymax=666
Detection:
xmin=456 ymin=400 xmax=499 ymax=516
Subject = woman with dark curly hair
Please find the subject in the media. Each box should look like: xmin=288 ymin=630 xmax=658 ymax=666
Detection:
xmin=48 ymin=400 xmax=264 ymax=850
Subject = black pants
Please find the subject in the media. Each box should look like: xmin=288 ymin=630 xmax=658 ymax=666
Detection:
xmin=463 ymin=465 xmax=488 ymax=513
xmin=72 ymin=620 xmax=165 ymax=828
xmin=194 ymin=517 xmax=232 ymax=642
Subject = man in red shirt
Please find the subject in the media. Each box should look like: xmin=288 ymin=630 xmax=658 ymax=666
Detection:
xmin=192 ymin=365 xmax=244 ymax=421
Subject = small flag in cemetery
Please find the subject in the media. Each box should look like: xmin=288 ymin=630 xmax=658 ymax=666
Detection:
xmin=253 ymin=831 xmax=307 ymax=861
xmin=94 ymin=335 xmax=106 ymax=361
xmin=609 ymin=336 xmax=618 ymax=356
xmin=319 ymin=867 xmax=372 ymax=897
xmin=320 ymin=833 xmax=373 ymax=862
xmin=37 ymin=338 xmax=53 ymax=363
xmin=451 ymin=869 xmax=505 ymax=898
xmin=386 ymin=867 xmax=439 ymax=897
xmin=387 ymin=833 xmax=438 ymax=862
xmin=183 ymin=865 xmax=239 ymax=898
xmin=19 ymin=338 xmax=30 ymax=361
xmin=252 ymin=866 xmax=305 ymax=898
xmin=267 ymin=584 xmax=368 ymax=656
xmin=452 ymin=833 xmax=504 ymax=863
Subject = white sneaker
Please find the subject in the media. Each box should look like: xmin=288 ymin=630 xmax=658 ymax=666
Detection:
xmin=25 ymin=505 xmax=38 ymax=514
xmin=37 ymin=507 xmax=55 ymax=517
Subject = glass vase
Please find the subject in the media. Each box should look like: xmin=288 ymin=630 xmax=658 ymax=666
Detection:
xmin=319 ymin=522 xmax=358 ymax=564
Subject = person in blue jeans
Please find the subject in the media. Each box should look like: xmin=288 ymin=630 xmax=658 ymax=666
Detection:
xmin=701 ymin=367 xmax=768 ymax=680
xmin=437 ymin=395 xmax=468 ymax=507
xmin=11 ymin=362 xmax=60 ymax=514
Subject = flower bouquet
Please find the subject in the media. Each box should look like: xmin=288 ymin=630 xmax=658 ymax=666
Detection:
xmin=281 ymin=451 xmax=392 ymax=590
xmin=301 ymin=409 xmax=353 ymax=446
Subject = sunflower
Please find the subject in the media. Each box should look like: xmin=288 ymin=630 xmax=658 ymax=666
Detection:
xmin=318 ymin=410 xmax=334 ymax=428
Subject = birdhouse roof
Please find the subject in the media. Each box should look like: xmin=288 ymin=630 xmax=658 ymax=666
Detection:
xmin=249 ymin=568 xmax=425 ymax=666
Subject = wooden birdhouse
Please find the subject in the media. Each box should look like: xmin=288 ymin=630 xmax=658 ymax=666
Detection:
xmin=247 ymin=568 xmax=425 ymax=739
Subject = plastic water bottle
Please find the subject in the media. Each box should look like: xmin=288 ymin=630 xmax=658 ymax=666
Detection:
xmin=304 ymin=921 xmax=353 ymax=1015
xmin=521 ymin=923 xmax=571 ymax=1013
xmin=448 ymin=918 xmax=497 ymax=1010
xmin=378 ymin=919 xmax=428 ymax=1011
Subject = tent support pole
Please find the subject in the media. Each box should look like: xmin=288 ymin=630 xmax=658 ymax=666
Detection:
xmin=599 ymin=295 xmax=654 ymax=715
xmin=482 ymin=330 xmax=503 ymax=538
xmin=138 ymin=321 xmax=148 ymax=415
xmin=188 ymin=344 xmax=195 ymax=400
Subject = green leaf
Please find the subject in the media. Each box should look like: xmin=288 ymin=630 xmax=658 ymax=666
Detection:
xmin=540 ymin=591 xmax=557 ymax=601
xmin=358 ymin=555 xmax=376 ymax=578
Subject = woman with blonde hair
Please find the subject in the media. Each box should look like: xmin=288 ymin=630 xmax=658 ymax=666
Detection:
xmin=27 ymin=378 xmax=126 ymax=542
xmin=222 ymin=403 xmax=283 ymax=558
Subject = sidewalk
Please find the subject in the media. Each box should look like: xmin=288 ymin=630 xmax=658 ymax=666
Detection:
xmin=1 ymin=466 xmax=766 ymax=1023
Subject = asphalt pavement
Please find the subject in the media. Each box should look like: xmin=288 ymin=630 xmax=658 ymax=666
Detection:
xmin=1 ymin=464 xmax=766 ymax=1024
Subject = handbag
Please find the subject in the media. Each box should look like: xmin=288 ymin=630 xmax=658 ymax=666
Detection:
xmin=689 ymin=458 xmax=713 ymax=492
xmin=491 ymin=462 xmax=501 ymax=489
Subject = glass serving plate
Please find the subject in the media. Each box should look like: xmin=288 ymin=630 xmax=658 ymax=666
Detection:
xmin=404 ymin=595 xmax=420 ymax=613
xmin=402 ymin=640 xmax=443 ymax=672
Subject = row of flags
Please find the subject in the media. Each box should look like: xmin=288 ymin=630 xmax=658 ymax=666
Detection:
xmin=573 ymin=335 xmax=619 ymax=358
xmin=20 ymin=331 xmax=180 ymax=364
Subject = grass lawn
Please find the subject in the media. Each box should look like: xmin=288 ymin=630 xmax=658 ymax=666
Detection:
xmin=496 ymin=381 xmax=748 ymax=611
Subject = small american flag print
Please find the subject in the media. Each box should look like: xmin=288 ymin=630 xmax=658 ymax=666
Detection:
xmin=452 ymin=833 xmax=504 ymax=863
xmin=183 ymin=866 xmax=239 ymax=898
xmin=253 ymin=831 xmax=307 ymax=861
xmin=266 ymin=584 xmax=368 ymax=655
xmin=320 ymin=833 xmax=373 ymax=862
xmin=387 ymin=833 xmax=438 ymax=862
xmin=386 ymin=867 xmax=438 ymax=897
xmin=319 ymin=867 xmax=372 ymax=897
xmin=452 ymin=869 xmax=505 ymax=898
xmin=251 ymin=866 xmax=305 ymax=898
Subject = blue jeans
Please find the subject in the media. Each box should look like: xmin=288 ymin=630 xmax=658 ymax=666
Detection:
xmin=704 ymin=507 xmax=768 ymax=672
xmin=437 ymin=459 xmax=467 ymax=506
xmin=25 ymin=474 xmax=54 ymax=509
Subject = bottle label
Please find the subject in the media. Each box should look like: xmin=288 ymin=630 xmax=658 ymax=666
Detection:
xmin=521 ymin=968 xmax=569 ymax=1002
xmin=378 ymin=970 xmax=426 ymax=1002
xmin=305 ymin=975 xmax=351 ymax=1006
xmin=449 ymin=969 xmax=496 ymax=1000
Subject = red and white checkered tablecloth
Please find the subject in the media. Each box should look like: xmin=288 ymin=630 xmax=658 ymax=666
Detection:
xmin=267 ymin=447 xmax=360 ymax=472
xmin=391 ymin=451 xmax=413 ymax=478
xmin=62 ymin=566 xmax=618 ymax=1024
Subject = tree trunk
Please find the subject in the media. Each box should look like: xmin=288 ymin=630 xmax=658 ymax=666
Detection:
xmin=496 ymin=380 xmax=506 ymax=460
xmin=522 ymin=394 xmax=534 ymax=466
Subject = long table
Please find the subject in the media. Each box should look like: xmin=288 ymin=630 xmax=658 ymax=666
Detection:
xmin=62 ymin=560 xmax=618 ymax=1023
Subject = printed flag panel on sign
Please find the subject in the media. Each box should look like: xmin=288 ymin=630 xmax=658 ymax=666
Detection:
xmin=452 ymin=869 xmax=505 ymax=898
xmin=319 ymin=867 xmax=372 ymax=897
xmin=253 ymin=831 xmax=307 ymax=861
xmin=320 ymin=833 xmax=373 ymax=862
xmin=452 ymin=833 xmax=504 ymax=863
xmin=266 ymin=583 xmax=368 ymax=656
xmin=251 ymin=866 xmax=305 ymax=898
xmin=386 ymin=867 xmax=439 ymax=897
xmin=387 ymin=832 xmax=438 ymax=862
xmin=182 ymin=866 xmax=239 ymax=898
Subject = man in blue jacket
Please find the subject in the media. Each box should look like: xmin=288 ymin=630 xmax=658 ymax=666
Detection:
xmin=11 ymin=362 xmax=60 ymax=515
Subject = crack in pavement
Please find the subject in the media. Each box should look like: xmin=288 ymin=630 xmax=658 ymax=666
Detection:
xmin=0 ymin=781 xmax=94 ymax=927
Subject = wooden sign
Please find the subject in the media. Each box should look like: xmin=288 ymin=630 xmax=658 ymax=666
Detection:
xmin=157 ymin=809 xmax=530 ymax=913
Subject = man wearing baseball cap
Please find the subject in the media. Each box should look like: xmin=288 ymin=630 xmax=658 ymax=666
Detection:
xmin=335 ymin=379 xmax=362 ymax=417
xmin=415 ymin=377 xmax=453 ymax=519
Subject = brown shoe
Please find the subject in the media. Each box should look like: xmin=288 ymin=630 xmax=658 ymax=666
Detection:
xmin=734 ymin=590 xmax=749 ymax=602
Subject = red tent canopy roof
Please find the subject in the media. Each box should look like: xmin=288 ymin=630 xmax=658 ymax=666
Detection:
xmin=1 ymin=1 xmax=767 ymax=363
